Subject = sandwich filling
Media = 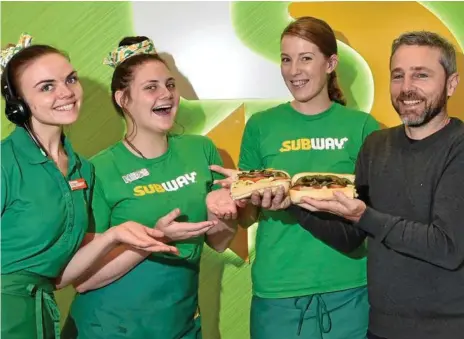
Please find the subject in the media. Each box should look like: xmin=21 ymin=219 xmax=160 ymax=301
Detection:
xmin=292 ymin=174 xmax=353 ymax=190
xmin=234 ymin=169 xmax=290 ymax=187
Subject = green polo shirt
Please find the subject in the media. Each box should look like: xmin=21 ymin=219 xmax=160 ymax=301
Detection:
xmin=87 ymin=134 xmax=223 ymax=260
xmin=1 ymin=127 xmax=93 ymax=278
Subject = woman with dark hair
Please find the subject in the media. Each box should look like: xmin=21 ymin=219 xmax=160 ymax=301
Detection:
xmin=212 ymin=17 xmax=379 ymax=339
xmin=62 ymin=36 xmax=238 ymax=339
xmin=0 ymin=34 xmax=181 ymax=339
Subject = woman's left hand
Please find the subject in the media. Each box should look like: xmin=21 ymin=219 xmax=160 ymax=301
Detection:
xmin=206 ymin=188 xmax=239 ymax=220
xmin=107 ymin=222 xmax=179 ymax=253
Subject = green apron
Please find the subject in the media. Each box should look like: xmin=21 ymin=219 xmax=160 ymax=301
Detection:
xmin=1 ymin=271 xmax=61 ymax=339
xmin=62 ymin=257 xmax=202 ymax=339
xmin=250 ymin=286 xmax=369 ymax=339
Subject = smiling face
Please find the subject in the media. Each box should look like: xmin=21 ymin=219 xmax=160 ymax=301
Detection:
xmin=280 ymin=34 xmax=337 ymax=104
xmin=390 ymin=45 xmax=458 ymax=126
xmin=116 ymin=60 xmax=180 ymax=134
xmin=16 ymin=53 xmax=82 ymax=126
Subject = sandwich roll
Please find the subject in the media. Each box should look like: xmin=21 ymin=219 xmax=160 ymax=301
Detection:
xmin=290 ymin=172 xmax=357 ymax=204
xmin=230 ymin=169 xmax=291 ymax=200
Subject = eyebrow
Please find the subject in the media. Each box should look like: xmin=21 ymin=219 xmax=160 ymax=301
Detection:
xmin=33 ymin=70 xmax=77 ymax=88
xmin=391 ymin=66 xmax=435 ymax=73
xmin=142 ymin=77 xmax=175 ymax=85
xmin=281 ymin=52 xmax=316 ymax=57
xmin=411 ymin=66 xmax=435 ymax=73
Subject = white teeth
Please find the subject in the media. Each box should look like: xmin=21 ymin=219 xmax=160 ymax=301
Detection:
xmin=291 ymin=80 xmax=309 ymax=87
xmin=403 ymin=100 xmax=421 ymax=105
xmin=55 ymin=104 xmax=74 ymax=111
xmin=153 ymin=105 xmax=172 ymax=110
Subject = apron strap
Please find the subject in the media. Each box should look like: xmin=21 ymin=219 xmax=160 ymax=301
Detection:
xmin=315 ymin=294 xmax=332 ymax=334
xmin=27 ymin=284 xmax=61 ymax=339
xmin=294 ymin=294 xmax=333 ymax=336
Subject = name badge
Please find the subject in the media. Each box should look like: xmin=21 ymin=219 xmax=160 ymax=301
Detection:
xmin=69 ymin=178 xmax=88 ymax=191
xmin=122 ymin=168 xmax=150 ymax=184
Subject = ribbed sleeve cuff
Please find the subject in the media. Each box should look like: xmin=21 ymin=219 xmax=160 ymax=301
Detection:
xmin=356 ymin=206 xmax=390 ymax=239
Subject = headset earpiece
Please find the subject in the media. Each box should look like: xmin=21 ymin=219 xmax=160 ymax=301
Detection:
xmin=5 ymin=97 xmax=29 ymax=125
xmin=3 ymin=64 xmax=31 ymax=126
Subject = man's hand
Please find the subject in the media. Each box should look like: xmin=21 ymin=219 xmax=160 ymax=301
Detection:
xmin=298 ymin=191 xmax=366 ymax=223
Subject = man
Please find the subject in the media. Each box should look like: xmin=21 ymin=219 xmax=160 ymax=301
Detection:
xmin=289 ymin=31 xmax=463 ymax=339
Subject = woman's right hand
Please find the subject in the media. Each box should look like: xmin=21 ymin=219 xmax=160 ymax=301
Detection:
xmin=210 ymin=165 xmax=289 ymax=210
xmin=209 ymin=165 xmax=248 ymax=208
xmin=250 ymin=186 xmax=291 ymax=211
xmin=209 ymin=165 xmax=239 ymax=189
xmin=155 ymin=208 xmax=217 ymax=241
xmin=107 ymin=222 xmax=179 ymax=254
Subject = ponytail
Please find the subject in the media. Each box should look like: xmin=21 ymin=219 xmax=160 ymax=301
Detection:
xmin=328 ymin=72 xmax=346 ymax=106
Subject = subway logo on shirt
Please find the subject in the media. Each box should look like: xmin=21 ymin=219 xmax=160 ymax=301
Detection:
xmin=133 ymin=171 xmax=197 ymax=197
xmin=279 ymin=137 xmax=349 ymax=152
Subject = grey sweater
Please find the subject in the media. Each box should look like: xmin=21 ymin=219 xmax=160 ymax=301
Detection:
xmin=290 ymin=118 xmax=464 ymax=339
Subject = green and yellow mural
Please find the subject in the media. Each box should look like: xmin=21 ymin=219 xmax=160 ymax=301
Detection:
xmin=2 ymin=2 xmax=464 ymax=338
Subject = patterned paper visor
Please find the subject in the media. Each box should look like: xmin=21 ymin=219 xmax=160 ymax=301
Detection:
xmin=0 ymin=33 xmax=33 ymax=75
xmin=103 ymin=38 xmax=157 ymax=68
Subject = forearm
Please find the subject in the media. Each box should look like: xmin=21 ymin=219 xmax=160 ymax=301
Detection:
xmin=357 ymin=207 xmax=464 ymax=270
xmin=73 ymin=245 xmax=149 ymax=293
xmin=56 ymin=232 xmax=117 ymax=289
xmin=288 ymin=205 xmax=367 ymax=254
xmin=205 ymin=212 xmax=238 ymax=253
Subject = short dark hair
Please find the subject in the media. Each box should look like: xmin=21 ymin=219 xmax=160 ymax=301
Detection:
xmin=391 ymin=31 xmax=457 ymax=77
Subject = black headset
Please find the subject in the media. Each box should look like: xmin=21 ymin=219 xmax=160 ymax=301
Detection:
xmin=3 ymin=60 xmax=48 ymax=156
xmin=3 ymin=62 xmax=31 ymax=126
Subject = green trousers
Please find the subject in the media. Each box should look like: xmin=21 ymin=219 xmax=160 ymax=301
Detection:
xmin=1 ymin=272 xmax=61 ymax=339
xmin=250 ymin=286 xmax=369 ymax=339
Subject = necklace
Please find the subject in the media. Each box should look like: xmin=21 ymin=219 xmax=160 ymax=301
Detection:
xmin=124 ymin=137 xmax=147 ymax=159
